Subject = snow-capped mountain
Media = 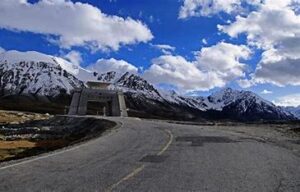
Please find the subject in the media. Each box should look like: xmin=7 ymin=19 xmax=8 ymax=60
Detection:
xmin=0 ymin=50 xmax=85 ymax=97
xmin=284 ymin=106 xmax=300 ymax=119
xmin=202 ymin=88 xmax=294 ymax=121
xmin=0 ymin=50 xmax=296 ymax=121
xmin=158 ymin=88 xmax=295 ymax=120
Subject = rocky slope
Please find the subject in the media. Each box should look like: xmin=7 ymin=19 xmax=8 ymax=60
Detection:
xmin=0 ymin=51 xmax=84 ymax=97
xmin=0 ymin=50 xmax=296 ymax=121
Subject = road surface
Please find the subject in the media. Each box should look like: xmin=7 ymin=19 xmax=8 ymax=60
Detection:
xmin=0 ymin=117 xmax=299 ymax=192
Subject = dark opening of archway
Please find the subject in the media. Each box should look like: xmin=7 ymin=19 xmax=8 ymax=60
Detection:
xmin=86 ymin=101 xmax=112 ymax=116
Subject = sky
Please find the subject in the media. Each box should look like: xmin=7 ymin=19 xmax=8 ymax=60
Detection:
xmin=0 ymin=0 xmax=300 ymax=106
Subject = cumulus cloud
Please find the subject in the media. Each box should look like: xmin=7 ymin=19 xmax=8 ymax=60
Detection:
xmin=63 ymin=51 xmax=82 ymax=66
xmin=218 ymin=0 xmax=300 ymax=50
xmin=220 ymin=0 xmax=300 ymax=87
xmin=273 ymin=93 xmax=300 ymax=107
xmin=0 ymin=0 xmax=153 ymax=51
xmin=144 ymin=42 xmax=251 ymax=92
xmin=144 ymin=55 xmax=217 ymax=91
xmin=151 ymin=44 xmax=176 ymax=55
xmin=178 ymin=0 xmax=263 ymax=18
xmin=253 ymin=51 xmax=300 ymax=87
xmin=87 ymin=58 xmax=138 ymax=74
xmin=261 ymin=89 xmax=273 ymax=94
xmin=179 ymin=0 xmax=241 ymax=18
xmin=195 ymin=42 xmax=250 ymax=77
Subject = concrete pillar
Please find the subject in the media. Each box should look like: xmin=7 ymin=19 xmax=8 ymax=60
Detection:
xmin=103 ymin=106 xmax=106 ymax=116
xmin=77 ymin=88 xmax=88 ymax=115
xmin=68 ymin=90 xmax=82 ymax=115
xmin=118 ymin=92 xmax=128 ymax=117
xmin=111 ymin=93 xmax=121 ymax=116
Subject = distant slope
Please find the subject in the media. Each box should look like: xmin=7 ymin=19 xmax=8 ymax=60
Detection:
xmin=284 ymin=106 xmax=300 ymax=119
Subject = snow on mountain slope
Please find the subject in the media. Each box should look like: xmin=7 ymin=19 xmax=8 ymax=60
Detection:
xmin=116 ymin=72 xmax=162 ymax=100
xmin=0 ymin=50 xmax=84 ymax=96
xmin=0 ymin=50 xmax=98 ymax=82
xmin=284 ymin=106 xmax=300 ymax=119
xmin=159 ymin=88 xmax=295 ymax=120
xmin=54 ymin=57 xmax=97 ymax=82
xmin=205 ymin=88 xmax=295 ymax=120
xmin=159 ymin=90 xmax=208 ymax=110
xmin=205 ymin=88 xmax=274 ymax=111
xmin=96 ymin=71 xmax=120 ymax=83
xmin=119 ymin=75 xmax=293 ymax=120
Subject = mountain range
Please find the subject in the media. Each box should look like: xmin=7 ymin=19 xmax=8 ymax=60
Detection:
xmin=284 ymin=106 xmax=300 ymax=119
xmin=0 ymin=50 xmax=297 ymax=121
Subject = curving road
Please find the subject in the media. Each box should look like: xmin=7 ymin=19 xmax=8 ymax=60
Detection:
xmin=0 ymin=117 xmax=299 ymax=192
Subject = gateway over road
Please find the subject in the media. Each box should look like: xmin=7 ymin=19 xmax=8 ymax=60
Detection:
xmin=68 ymin=82 xmax=128 ymax=117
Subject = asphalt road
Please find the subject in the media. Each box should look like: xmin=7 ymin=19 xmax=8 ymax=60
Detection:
xmin=0 ymin=117 xmax=299 ymax=192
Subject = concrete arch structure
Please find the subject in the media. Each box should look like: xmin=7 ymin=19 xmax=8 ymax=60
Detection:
xmin=68 ymin=87 xmax=128 ymax=117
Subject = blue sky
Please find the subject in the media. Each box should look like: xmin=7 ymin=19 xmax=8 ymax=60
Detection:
xmin=0 ymin=0 xmax=300 ymax=106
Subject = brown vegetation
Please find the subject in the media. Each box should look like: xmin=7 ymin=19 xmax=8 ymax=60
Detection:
xmin=0 ymin=139 xmax=69 ymax=161
xmin=0 ymin=110 xmax=51 ymax=124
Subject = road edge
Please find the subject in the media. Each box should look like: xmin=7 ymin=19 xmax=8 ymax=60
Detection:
xmin=0 ymin=116 xmax=122 ymax=170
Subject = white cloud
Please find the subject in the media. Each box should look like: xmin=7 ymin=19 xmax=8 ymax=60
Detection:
xmin=0 ymin=0 xmax=153 ymax=51
xmin=63 ymin=50 xmax=82 ymax=66
xmin=178 ymin=0 xmax=263 ymax=18
xmin=179 ymin=0 xmax=241 ymax=18
xmin=151 ymin=44 xmax=176 ymax=55
xmin=0 ymin=47 xmax=5 ymax=54
xmin=220 ymin=0 xmax=300 ymax=87
xmin=144 ymin=42 xmax=251 ymax=92
xmin=273 ymin=93 xmax=300 ymax=107
xmin=202 ymin=38 xmax=207 ymax=45
xmin=253 ymin=50 xmax=300 ymax=86
xmin=87 ymin=58 xmax=138 ymax=74
xmin=144 ymin=55 xmax=216 ymax=91
xmin=261 ymin=89 xmax=273 ymax=94
xmin=195 ymin=42 xmax=250 ymax=76
xmin=219 ymin=1 xmax=300 ymax=50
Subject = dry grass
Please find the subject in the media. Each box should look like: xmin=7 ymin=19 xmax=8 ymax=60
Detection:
xmin=0 ymin=139 xmax=69 ymax=149
xmin=0 ymin=110 xmax=54 ymax=161
xmin=0 ymin=139 xmax=69 ymax=161
xmin=0 ymin=149 xmax=25 ymax=160
xmin=0 ymin=140 xmax=36 ymax=149
xmin=0 ymin=110 xmax=51 ymax=124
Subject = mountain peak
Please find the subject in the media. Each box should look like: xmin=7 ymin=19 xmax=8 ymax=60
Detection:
xmin=0 ymin=50 xmax=56 ymax=65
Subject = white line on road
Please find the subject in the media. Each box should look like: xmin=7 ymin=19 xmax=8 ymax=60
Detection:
xmin=106 ymin=128 xmax=174 ymax=191
xmin=157 ymin=129 xmax=174 ymax=156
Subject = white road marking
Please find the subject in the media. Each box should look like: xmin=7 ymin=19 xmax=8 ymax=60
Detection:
xmin=106 ymin=129 xmax=174 ymax=191
xmin=105 ymin=165 xmax=145 ymax=192
xmin=157 ymin=129 xmax=174 ymax=156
